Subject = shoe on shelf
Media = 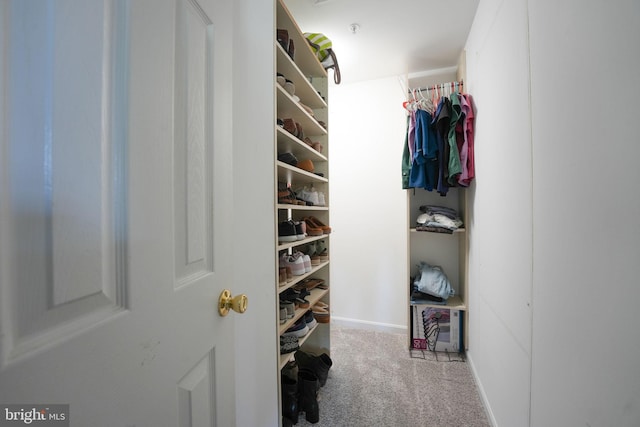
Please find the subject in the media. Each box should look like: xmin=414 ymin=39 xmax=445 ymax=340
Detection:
xmin=276 ymin=29 xmax=295 ymax=59
xmin=284 ymin=79 xmax=296 ymax=97
xmin=294 ymin=122 xmax=305 ymax=140
xmin=299 ymin=252 xmax=312 ymax=273
xmin=281 ymin=288 xmax=310 ymax=309
xmin=278 ymin=152 xmax=298 ymax=167
xmin=283 ymin=118 xmax=304 ymax=139
xmin=293 ymin=221 xmax=305 ymax=240
xmin=314 ymin=301 xmax=329 ymax=310
xmin=280 ymin=335 xmax=299 ymax=354
xmin=295 ymin=278 xmax=325 ymax=291
xmin=305 ymin=216 xmax=331 ymax=234
xmin=297 ymin=159 xmax=314 ymax=173
xmin=299 ymin=102 xmax=314 ymax=116
xmin=303 ymin=241 xmax=316 ymax=256
xmin=312 ymin=304 xmax=330 ymax=324
xmin=280 ymin=252 xmax=306 ymax=276
xmin=316 ymin=240 xmax=329 ymax=262
xmin=280 ymin=300 xmax=295 ymax=319
xmin=278 ymin=221 xmax=298 ymax=243
xmin=304 ymin=310 xmax=318 ymax=330
xmin=289 ymin=256 xmax=306 ymax=277
xmin=277 ymin=73 xmax=286 ymax=87
xmin=277 ymin=29 xmax=289 ymax=52
xmin=279 ymin=268 xmax=288 ymax=286
xmin=283 ymin=318 xmax=309 ymax=338
xmin=303 ymin=219 xmax=323 ymax=236
xmin=296 ymin=186 xmax=319 ymax=206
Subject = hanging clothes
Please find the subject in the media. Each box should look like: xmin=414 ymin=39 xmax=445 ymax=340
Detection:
xmin=409 ymin=108 xmax=438 ymax=190
xmin=434 ymin=96 xmax=450 ymax=196
xmin=459 ymin=93 xmax=475 ymax=186
xmin=447 ymin=92 xmax=463 ymax=185
xmin=401 ymin=115 xmax=411 ymax=189
xmin=401 ymin=82 xmax=475 ymax=194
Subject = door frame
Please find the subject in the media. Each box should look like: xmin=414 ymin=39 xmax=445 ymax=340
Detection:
xmin=230 ymin=0 xmax=280 ymax=425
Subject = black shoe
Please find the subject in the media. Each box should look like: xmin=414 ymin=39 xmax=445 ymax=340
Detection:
xmin=281 ymin=374 xmax=299 ymax=424
xmin=298 ymin=371 xmax=319 ymax=423
xmin=295 ymin=350 xmax=333 ymax=388
xmin=278 ymin=152 xmax=298 ymax=166
xmin=278 ymin=221 xmax=298 ymax=243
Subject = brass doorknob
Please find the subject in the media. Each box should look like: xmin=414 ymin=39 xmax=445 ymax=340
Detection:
xmin=218 ymin=289 xmax=248 ymax=316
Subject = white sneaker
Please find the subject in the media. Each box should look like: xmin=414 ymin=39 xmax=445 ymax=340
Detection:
xmin=302 ymin=253 xmax=312 ymax=273
xmin=309 ymin=186 xmax=320 ymax=206
xmin=281 ymin=253 xmax=305 ymax=276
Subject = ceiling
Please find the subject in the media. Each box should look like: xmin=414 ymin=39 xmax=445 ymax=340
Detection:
xmin=283 ymin=0 xmax=480 ymax=85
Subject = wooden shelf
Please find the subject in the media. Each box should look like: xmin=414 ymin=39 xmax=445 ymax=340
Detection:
xmin=407 ymin=187 xmax=469 ymax=352
xmin=276 ymin=127 xmax=327 ymax=163
xmin=277 ymin=203 xmax=329 ymax=211
xmin=277 ymin=261 xmax=329 ymax=292
xmin=276 ymin=44 xmax=327 ymax=110
xmin=275 ymin=0 xmax=331 ymax=392
xmin=409 ymin=295 xmax=467 ymax=311
xmin=410 ymin=228 xmax=466 ymax=234
xmin=278 ymin=287 xmax=330 ymax=335
xmin=277 ymin=233 xmax=329 ymax=252
xmin=276 ymin=160 xmax=328 ymax=184
xmin=276 ymin=86 xmax=327 ymax=137
xmin=276 ymin=1 xmax=326 ymax=79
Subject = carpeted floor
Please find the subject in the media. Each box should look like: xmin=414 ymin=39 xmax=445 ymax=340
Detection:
xmin=294 ymin=324 xmax=491 ymax=427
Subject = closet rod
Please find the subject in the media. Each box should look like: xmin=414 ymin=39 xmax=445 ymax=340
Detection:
xmin=410 ymin=80 xmax=464 ymax=93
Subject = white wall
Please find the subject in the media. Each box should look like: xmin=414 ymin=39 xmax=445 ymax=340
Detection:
xmin=463 ymin=0 xmax=533 ymax=425
xmin=527 ymin=1 xmax=640 ymax=426
xmin=328 ymin=76 xmax=409 ymax=331
xmin=465 ymin=0 xmax=640 ymax=426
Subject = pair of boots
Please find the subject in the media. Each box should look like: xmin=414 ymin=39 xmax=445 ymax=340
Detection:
xmin=281 ymin=351 xmax=333 ymax=425
xmin=282 ymin=370 xmax=320 ymax=425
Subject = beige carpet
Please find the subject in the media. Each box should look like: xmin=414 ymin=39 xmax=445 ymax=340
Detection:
xmin=294 ymin=323 xmax=491 ymax=427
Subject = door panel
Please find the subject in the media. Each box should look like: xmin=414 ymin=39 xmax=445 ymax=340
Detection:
xmin=177 ymin=350 xmax=216 ymax=427
xmin=3 ymin=0 xmax=128 ymax=365
xmin=174 ymin=0 xmax=214 ymax=286
xmin=0 ymin=0 xmax=236 ymax=425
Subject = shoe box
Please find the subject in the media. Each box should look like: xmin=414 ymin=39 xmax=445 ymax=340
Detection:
xmin=410 ymin=305 xmax=462 ymax=353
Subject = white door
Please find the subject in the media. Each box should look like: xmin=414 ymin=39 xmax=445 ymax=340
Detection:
xmin=0 ymin=0 xmax=241 ymax=425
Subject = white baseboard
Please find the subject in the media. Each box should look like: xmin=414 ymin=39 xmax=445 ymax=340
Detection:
xmin=331 ymin=316 xmax=407 ymax=334
xmin=466 ymin=351 xmax=499 ymax=427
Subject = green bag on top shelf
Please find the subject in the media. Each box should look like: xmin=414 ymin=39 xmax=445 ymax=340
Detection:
xmin=304 ymin=32 xmax=341 ymax=84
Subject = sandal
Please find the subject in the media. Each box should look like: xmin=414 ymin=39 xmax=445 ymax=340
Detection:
xmin=295 ymin=278 xmax=325 ymax=291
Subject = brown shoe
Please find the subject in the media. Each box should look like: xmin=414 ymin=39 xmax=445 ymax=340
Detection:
xmin=312 ymin=304 xmax=330 ymax=323
xmin=303 ymin=219 xmax=323 ymax=236
xmin=305 ymin=216 xmax=331 ymax=234
xmin=297 ymin=159 xmax=314 ymax=173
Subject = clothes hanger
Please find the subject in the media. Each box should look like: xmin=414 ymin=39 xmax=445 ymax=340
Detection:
xmin=417 ymin=88 xmax=435 ymax=114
